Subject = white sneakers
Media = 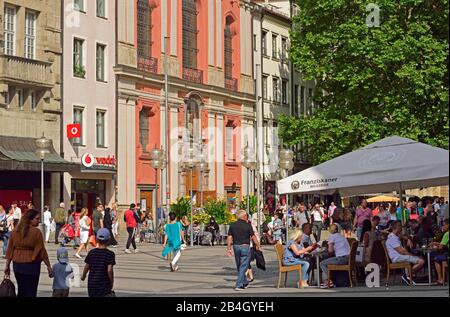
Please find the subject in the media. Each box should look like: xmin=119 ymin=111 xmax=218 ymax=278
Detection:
xmin=124 ymin=249 xmax=132 ymax=254
xmin=74 ymin=254 xmax=82 ymax=259
xmin=134 ymin=249 xmax=140 ymax=253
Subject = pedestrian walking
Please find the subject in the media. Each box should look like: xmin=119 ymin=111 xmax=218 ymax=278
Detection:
xmin=124 ymin=203 xmax=139 ymax=254
xmin=311 ymin=203 xmax=324 ymax=242
xmin=103 ymin=207 xmax=118 ymax=247
xmin=53 ymin=202 xmax=67 ymax=245
xmin=11 ymin=201 xmax=21 ymax=227
xmin=92 ymin=204 xmax=104 ymax=239
xmin=75 ymin=208 xmax=91 ymax=259
xmin=354 ymin=199 xmax=372 ymax=240
xmin=227 ymin=209 xmax=261 ymax=291
xmin=162 ymin=212 xmax=186 ymax=271
xmin=52 ymin=247 xmax=73 ymax=297
xmin=111 ymin=203 xmax=119 ymax=242
xmin=3 ymin=209 xmax=53 ymax=297
xmin=81 ymin=228 xmax=116 ymax=297
xmin=1 ymin=207 xmax=14 ymax=258
xmin=43 ymin=206 xmax=52 ymax=243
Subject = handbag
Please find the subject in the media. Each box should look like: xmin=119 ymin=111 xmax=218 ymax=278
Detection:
xmin=89 ymin=235 xmax=97 ymax=247
xmin=255 ymin=248 xmax=266 ymax=271
xmin=0 ymin=275 xmax=16 ymax=297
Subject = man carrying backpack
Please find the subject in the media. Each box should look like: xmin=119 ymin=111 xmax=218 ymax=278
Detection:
xmin=53 ymin=202 xmax=67 ymax=245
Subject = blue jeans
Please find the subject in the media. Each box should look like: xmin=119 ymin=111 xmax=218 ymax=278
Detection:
xmin=320 ymin=255 xmax=349 ymax=280
xmin=233 ymin=245 xmax=251 ymax=288
xmin=2 ymin=231 xmax=10 ymax=255
xmin=356 ymin=227 xmax=363 ymax=241
xmin=283 ymin=258 xmax=310 ymax=281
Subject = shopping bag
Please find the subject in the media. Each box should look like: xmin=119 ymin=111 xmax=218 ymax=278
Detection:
xmin=0 ymin=275 xmax=16 ymax=297
xmin=255 ymin=249 xmax=266 ymax=271
xmin=89 ymin=235 xmax=97 ymax=247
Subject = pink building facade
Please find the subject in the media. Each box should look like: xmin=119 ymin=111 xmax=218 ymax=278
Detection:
xmin=116 ymin=0 xmax=256 ymax=212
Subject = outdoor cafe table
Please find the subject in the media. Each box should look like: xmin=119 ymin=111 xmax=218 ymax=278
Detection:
xmin=415 ymin=247 xmax=433 ymax=286
xmin=311 ymin=247 xmax=328 ymax=287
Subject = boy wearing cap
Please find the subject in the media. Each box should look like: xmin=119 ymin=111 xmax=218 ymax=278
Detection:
xmin=52 ymin=247 xmax=74 ymax=297
xmin=81 ymin=228 xmax=116 ymax=297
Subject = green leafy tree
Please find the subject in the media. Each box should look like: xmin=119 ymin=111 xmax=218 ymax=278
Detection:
xmin=204 ymin=199 xmax=228 ymax=224
xmin=281 ymin=0 xmax=448 ymax=164
xmin=170 ymin=196 xmax=190 ymax=220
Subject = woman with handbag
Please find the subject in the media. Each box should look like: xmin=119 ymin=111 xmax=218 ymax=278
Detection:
xmin=3 ymin=209 xmax=53 ymax=297
xmin=75 ymin=208 xmax=91 ymax=259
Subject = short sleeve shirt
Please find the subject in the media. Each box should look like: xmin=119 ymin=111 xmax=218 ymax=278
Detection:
xmin=283 ymin=240 xmax=305 ymax=263
xmin=386 ymin=233 xmax=402 ymax=262
xmin=440 ymin=231 xmax=449 ymax=248
xmin=85 ymin=248 xmax=116 ymax=297
xmin=328 ymin=233 xmax=350 ymax=257
xmin=52 ymin=262 xmax=73 ymax=290
xmin=92 ymin=211 xmax=103 ymax=231
xmin=228 ymin=219 xmax=254 ymax=245
xmin=356 ymin=207 xmax=372 ymax=227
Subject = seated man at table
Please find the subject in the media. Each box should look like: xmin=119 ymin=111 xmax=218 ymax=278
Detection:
xmin=319 ymin=224 xmax=351 ymax=288
xmin=301 ymin=223 xmax=319 ymax=275
xmin=429 ymin=219 xmax=449 ymax=285
xmin=386 ymin=221 xmax=425 ymax=285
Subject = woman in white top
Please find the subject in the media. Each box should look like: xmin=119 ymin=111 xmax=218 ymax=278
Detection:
xmin=43 ymin=205 xmax=52 ymax=243
xmin=75 ymin=208 xmax=91 ymax=258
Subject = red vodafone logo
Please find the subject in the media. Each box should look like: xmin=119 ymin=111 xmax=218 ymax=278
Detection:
xmin=81 ymin=153 xmax=95 ymax=168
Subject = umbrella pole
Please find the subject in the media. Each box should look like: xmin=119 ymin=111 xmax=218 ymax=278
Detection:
xmin=399 ymin=183 xmax=404 ymax=226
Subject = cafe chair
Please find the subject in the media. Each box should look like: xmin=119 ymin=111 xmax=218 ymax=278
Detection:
xmin=274 ymin=243 xmax=303 ymax=289
xmin=328 ymin=241 xmax=359 ymax=287
xmin=347 ymin=238 xmax=357 ymax=247
xmin=381 ymin=241 xmax=412 ymax=287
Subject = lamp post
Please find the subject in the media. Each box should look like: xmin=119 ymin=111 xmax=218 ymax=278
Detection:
xmin=184 ymin=145 xmax=199 ymax=246
xmin=35 ymin=133 xmax=51 ymax=238
xmin=197 ymin=159 xmax=209 ymax=208
xmin=242 ymin=144 xmax=257 ymax=215
xmin=149 ymin=147 xmax=165 ymax=243
xmin=278 ymin=148 xmax=294 ymax=243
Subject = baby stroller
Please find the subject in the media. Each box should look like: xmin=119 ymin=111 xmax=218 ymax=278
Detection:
xmin=58 ymin=224 xmax=75 ymax=246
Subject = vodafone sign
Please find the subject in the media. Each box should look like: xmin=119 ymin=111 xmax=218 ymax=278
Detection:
xmin=81 ymin=153 xmax=116 ymax=168
xmin=81 ymin=153 xmax=95 ymax=168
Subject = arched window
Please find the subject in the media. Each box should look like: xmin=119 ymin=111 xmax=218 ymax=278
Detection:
xmin=185 ymin=96 xmax=201 ymax=144
xmin=182 ymin=0 xmax=198 ymax=69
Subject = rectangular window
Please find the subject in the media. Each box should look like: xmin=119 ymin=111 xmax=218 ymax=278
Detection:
xmin=96 ymin=0 xmax=106 ymax=18
xmin=262 ymin=31 xmax=267 ymax=56
xmin=17 ymin=89 xmax=24 ymax=109
xmin=96 ymin=43 xmax=106 ymax=81
xmin=281 ymin=38 xmax=288 ymax=62
xmin=73 ymin=107 xmax=83 ymax=145
xmin=74 ymin=0 xmax=84 ymax=12
xmin=4 ymin=6 xmax=16 ymax=55
xmin=272 ymin=78 xmax=279 ymax=103
xmin=24 ymin=11 xmax=37 ymax=59
xmin=73 ymin=38 xmax=85 ymax=78
xmin=253 ymin=34 xmax=257 ymax=51
xmin=294 ymin=85 xmax=299 ymax=115
xmin=225 ymin=123 xmax=235 ymax=162
xmin=300 ymin=86 xmax=305 ymax=115
xmin=272 ymin=35 xmax=278 ymax=59
xmin=262 ymin=76 xmax=268 ymax=100
xmin=272 ymin=122 xmax=279 ymax=149
xmin=282 ymin=80 xmax=288 ymax=105
xmin=182 ymin=0 xmax=199 ymax=69
xmin=96 ymin=110 xmax=106 ymax=147
xmin=30 ymin=91 xmax=37 ymax=111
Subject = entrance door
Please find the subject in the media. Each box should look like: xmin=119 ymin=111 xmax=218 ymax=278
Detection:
xmin=140 ymin=190 xmax=153 ymax=215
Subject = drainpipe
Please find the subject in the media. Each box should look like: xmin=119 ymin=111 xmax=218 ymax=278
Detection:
xmin=59 ymin=0 xmax=64 ymax=204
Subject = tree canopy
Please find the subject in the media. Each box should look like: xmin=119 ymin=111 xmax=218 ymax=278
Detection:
xmin=280 ymin=0 xmax=449 ymax=165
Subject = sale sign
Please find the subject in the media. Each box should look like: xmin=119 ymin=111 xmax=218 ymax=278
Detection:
xmin=67 ymin=124 xmax=81 ymax=139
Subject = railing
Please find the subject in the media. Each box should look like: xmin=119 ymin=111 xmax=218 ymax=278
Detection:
xmin=0 ymin=55 xmax=52 ymax=87
xmin=182 ymin=67 xmax=203 ymax=84
xmin=225 ymin=77 xmax=238 ymax=91
xmin=137 ymin=56 xmax=158 ymax=74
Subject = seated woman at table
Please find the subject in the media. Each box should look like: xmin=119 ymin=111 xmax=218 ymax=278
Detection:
xmin=361 ymin=219 xmax=376 ymax=265
xmin=282 ymin=229 xmax=316 ymax=288
xmin=320 ymin=224 xmax=351 ymax=289
xmin=429 ymin=219 xmax=449 ymax=285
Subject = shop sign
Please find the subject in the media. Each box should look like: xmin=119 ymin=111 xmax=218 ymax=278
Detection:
xmin=81 ymin=153 xmax=116 ymax=168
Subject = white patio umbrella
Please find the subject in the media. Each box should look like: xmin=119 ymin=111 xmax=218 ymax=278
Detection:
xmin=277 ymin=136 xmax=449 ymax=222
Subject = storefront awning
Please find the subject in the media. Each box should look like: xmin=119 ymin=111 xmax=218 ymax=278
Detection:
xmin=0 ymin=135 xmax=79 ymax=172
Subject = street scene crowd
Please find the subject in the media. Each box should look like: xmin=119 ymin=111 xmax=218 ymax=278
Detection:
xmin=0 ymin=195 xmax=448 ymax=296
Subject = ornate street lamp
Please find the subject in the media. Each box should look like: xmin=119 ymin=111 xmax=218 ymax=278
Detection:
xmin=278 ymin=148 xmax=294 ymax=243
xmin=149 ymin=147 xmax=165 ymax=243
xmin=184 ymin=144 xmax=199 ymax=246
xmin=36 ymin=133 xmax=51 ymax=238
xmin=242 ymin=144 xmax=257 ymax=215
